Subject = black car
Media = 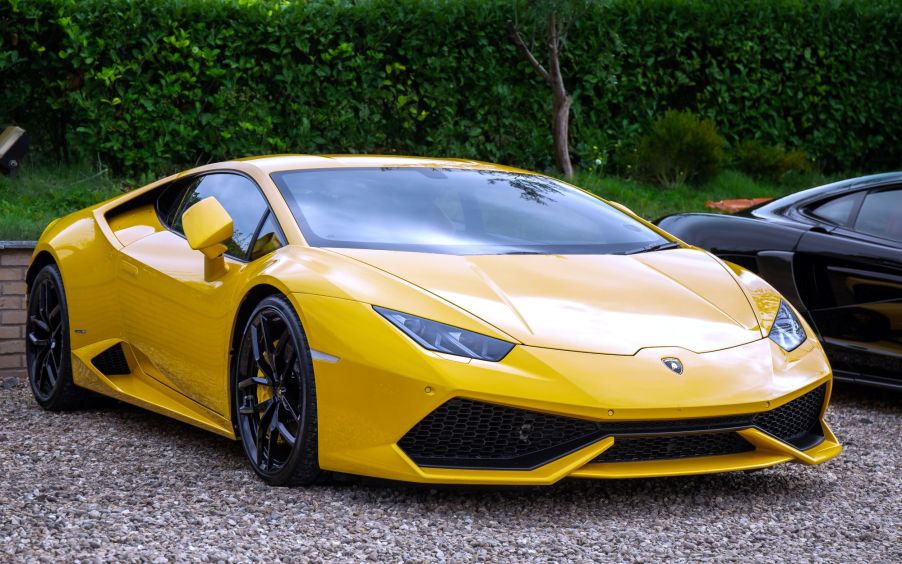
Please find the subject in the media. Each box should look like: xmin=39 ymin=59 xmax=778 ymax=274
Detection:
xmin=657 ymin=173 xmax=902 ymax=390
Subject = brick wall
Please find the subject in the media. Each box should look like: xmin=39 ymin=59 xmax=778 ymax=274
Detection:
xmin=0 ymin=242 xmax=34 ymax=378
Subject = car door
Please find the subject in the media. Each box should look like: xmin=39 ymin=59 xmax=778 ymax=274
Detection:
xmin=117 ymin=172 xmax=286 ymax=415
xmin=793 ymin=187 xmax=902 ymax=386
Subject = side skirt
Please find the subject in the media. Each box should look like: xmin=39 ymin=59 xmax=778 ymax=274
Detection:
xmin=70 ymin=338 xmax=236 ymax=439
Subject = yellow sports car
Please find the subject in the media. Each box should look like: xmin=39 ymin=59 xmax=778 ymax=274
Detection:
xmin=25 ymin=155 xmax=841 ymax=486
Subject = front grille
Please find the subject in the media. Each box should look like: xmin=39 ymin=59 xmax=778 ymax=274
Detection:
xmin=753 ymin=384 xmax=826 ymax=450
xmin=91 ymin=343 xmax=130 ymax=376
xmin=398 ymin=385 xmax=827 ymax=470
xmin=397 ymin=399 xmax=604 ymax=470
xmin=594 ymin=432 xmax=754 ymax=463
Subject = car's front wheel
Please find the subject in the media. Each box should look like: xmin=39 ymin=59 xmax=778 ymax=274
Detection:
xmin=233 ymin=295 xmax=321 ymax=486
xmin=26 ymin=264 xmax=97 ymax=410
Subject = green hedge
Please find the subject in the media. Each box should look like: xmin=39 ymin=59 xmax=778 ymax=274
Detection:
xmin=2 ymin=0 xmax=900 ymax=177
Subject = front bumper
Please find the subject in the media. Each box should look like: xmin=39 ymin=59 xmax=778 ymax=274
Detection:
xmin=292 ymin=294 xmax=841 ymax=485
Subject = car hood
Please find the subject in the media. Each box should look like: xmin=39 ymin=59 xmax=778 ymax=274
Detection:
xmin=330 ymin=248 xmax=763 ymax=355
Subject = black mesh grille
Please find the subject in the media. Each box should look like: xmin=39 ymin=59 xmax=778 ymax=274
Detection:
xmin=91 ymin=343 xmax=130 ymax=376
xmin=397 ymin=399 xmax=604 ymax=470
xmin=594 ymin=432 xmax=754 ymax=463
xmin=753 ymin=384 xmax=826 ymax=450
xmin=398 ymin=385 xmax=827 ymax=469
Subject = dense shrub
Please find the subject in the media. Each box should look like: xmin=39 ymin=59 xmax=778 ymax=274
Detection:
xmin=734 ymin=140 xmax=812 ymax=181
xmin=1 ymin=0 xmax=901 ymax=177
xmin=635 ymin=111 xmax=725 ymax=187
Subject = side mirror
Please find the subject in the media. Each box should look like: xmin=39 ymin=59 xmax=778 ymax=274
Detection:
xmin=182 ymin=196 xmax=233 ymax=280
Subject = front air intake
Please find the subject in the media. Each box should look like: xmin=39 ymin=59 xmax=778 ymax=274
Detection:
xmin=752 ymin=384 xmax=826 ymax=450
xmin=397 ymin=399 xmax=605 ymax=470
xmin=398 ymin=385 xmax=828 ymax=470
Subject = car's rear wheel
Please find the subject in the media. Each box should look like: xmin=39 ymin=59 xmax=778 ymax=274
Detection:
xmin=26 ymin=264 xmax=96 ymax=410
xmin=233 ymin=295 xmax=321 ymax=486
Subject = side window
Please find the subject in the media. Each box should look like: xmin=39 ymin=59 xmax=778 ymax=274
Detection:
xmin=156 ymin=178 xmax=195 ymax=228
xmin=171 ymin=173 xmax=269 ymax=259
xmin=249 ymin=211 xmax=286 ymax=261
xmin=808 ymin=193 xmax=862 ymax=226
xmin=853 ymin=189 xmax=902 ymax=242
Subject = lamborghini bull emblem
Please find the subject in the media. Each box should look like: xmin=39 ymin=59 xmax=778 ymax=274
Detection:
xmin=662 ymin=357 xmax=684 ymax=375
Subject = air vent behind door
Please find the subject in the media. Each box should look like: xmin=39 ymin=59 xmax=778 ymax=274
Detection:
xmin=91 ymin=343 xmax=130 ymax=376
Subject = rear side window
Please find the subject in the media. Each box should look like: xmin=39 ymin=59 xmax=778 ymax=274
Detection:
xmin=249 ymin=211 xmax=286 ymax=260
xmin=853 ymin=189 xmax=902 ymax=242
xmin=156 ymin=178 xmax=195 ymax=228
xmin=171 ymin=173 xmax=269 ymax=259
xmin=808 ymin=193 xmax=861 ymax=226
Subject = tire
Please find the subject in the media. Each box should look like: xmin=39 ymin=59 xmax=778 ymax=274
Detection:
xmin=25 ymin=264 xmax=98 ymax=410
xmin=233 ymin=295 xmax=322 ymax=486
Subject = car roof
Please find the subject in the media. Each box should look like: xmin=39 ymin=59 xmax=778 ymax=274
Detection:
xmin=234 ymin=154 xmax=536 ymax=175
xmin=752 ymin=172 xmax=902 ymax=218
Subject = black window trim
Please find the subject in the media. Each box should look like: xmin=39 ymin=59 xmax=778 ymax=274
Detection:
xmin=801 ymin=190 xmax=865 ymax=228
xmin=154 ymin=169 xmax=287 ymax=263
xmin=844 ymin=185 xmax=902 ymax=244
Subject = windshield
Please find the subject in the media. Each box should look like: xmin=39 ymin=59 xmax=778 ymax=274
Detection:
xmin=272 ymin=167 xmax=670 ymax=255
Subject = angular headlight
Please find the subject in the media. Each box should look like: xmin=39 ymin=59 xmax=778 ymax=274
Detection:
xmin=768 ymin=300 xmax=807 ymax=352
xmin=374 ymin=306 xmax=514 ymax=361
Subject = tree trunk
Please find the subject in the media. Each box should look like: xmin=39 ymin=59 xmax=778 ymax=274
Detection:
xmin=551 ymin=85 xmax=573 ymax=178
xmin=546 ymin=12 xmax=573 ymax=178
xmin=507 ymin=11 xmax=574 ymax=178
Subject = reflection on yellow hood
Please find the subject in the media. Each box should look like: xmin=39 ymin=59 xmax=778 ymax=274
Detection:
xmin=331 ymin=247 xmax=768 ymax=355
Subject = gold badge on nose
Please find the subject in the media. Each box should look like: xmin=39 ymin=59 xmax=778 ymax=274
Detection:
xmin=661 ymin=357 xmax=683 ymax=375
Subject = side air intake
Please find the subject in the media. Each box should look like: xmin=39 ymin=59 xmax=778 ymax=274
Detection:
xmin=91 ymin=343 xmax=130 ymax=376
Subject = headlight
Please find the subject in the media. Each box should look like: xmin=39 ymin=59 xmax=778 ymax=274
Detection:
xmin=374 ymin=306 xmax=514 ymax=361
xmin=768 ymin=300 xmax=807 ymax=352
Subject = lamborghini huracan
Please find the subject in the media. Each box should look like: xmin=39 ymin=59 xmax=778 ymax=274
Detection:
xmin=25 ymin=155 xmax=841 ymax=486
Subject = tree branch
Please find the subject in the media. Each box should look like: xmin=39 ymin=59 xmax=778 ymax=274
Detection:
xmin=507 ymin=20 xmax=551 ymax=85
xmin=547 ymin=11 xmax=567 ymax=97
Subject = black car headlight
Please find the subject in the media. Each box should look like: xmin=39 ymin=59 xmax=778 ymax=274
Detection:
xmin=768 ymin=300 xmax=807 ymax=352
xmin=374 ymin=306 xmax=514 ymax=361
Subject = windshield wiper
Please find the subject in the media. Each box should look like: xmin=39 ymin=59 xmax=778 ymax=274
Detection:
xmin=619 ymin=241 xmax=681 ymax=255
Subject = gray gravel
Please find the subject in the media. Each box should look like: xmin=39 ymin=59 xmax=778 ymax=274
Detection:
xmin=1 ymin=378 xmax=899 ymax=563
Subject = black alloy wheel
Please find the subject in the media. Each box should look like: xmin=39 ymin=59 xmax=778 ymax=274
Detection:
xmin=234 ymin=295 xmax=321 ymax=486
xmin=26 ymin=264 xmax=95 ymax=410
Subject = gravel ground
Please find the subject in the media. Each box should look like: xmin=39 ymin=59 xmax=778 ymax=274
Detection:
xmin=0 ymin=378 xmax=899 ymax=563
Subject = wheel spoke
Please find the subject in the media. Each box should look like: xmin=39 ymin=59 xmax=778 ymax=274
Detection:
xmin=280 ymin=396 xmax=300 ymax=423
xmin=239 ymin=397 xmax=272 ymax=415
xmin=265 ymin=404 xmax=281 ymax=467
xmin=272 ymin=328 xmax=290 ymax=376
xmin=250 ymin=323 xmax=275 ymax=383
xmin=255 ymin=417 xmax=267 ymax=467
xmin=256 ymin=400 xmax=279 ymax=469
xmin=42 ymin=352 xmax=57 ymax=389
xmin=37 ymin=281 xmax=47 ymax=319
xmin=238 ymin=376 xmax=269 ymax=390
xmin=277 ymin=422 xmax=296 ymax=446
xmin=282 ymin=344 xmax=297 ymax=380
xmin=32 ymin=347 xmax=49 ymax=391
xmin=27 ymin=332 xmax=49 ymax=347
xmin=259 ymin=316 xmax=278 ymax=380
xmin=30 ymin=316 xmax=50 ymax=335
